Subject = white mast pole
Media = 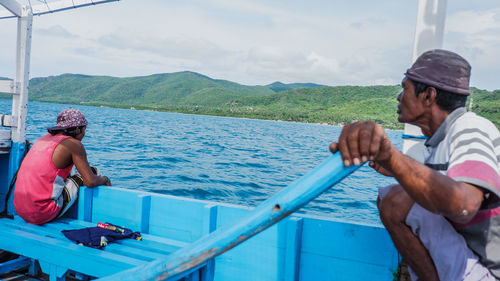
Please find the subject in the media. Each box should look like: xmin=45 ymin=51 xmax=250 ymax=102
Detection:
xmin=0 ymin=0 xmax=119 ymax=217
xmin=403 ymin=0 xmax=447 ymax=161
xmin=11 ymin=4 xmax=32 ymax=144
xmin=2 ymin=2 xmax=32 ymax=214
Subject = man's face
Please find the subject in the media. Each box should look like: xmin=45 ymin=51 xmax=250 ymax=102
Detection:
xmin=397 ymin=78 xmax=425 ymax=124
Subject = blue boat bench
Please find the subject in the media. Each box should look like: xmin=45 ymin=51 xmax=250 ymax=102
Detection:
xmin=0 ymin=185 xmax=400 ymax=281
xmin=0 ymin=186 xmax=216 ymax=281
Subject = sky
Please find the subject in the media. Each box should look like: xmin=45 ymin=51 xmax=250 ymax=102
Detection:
xmin=0 ymin=0 xmax=499 ymax=90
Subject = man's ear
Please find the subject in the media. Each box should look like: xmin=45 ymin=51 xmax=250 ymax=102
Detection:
xmin=422 ymin=87 xmax=437 ymax=106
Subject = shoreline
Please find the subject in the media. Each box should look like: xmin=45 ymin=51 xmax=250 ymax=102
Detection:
xmin=0 ymin=97 xmax=406 ymax=130
xmin=56 ymin=99 xmax=407 ymax=130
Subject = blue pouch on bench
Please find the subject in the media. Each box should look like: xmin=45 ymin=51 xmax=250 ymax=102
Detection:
xmin=62 ymin=224 xmax=141 ymax=249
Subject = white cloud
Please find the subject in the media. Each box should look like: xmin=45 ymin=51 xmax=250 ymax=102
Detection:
xmin=0 ymin=0 xmax=499 ymax=90
xmin=447 ymin=9 xmax=500 ymax=34
xmin=445 ymin=7 xmax=500 ymax=89
xmin=243 ymin=48 xmax=340 ymax=84
xmin=36 ymin=25 xmax=78 ymax=38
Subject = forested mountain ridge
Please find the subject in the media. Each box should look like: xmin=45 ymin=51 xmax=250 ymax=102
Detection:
xmin=1 ymin=72 xmax=498 ymax=129
xmin=28 ymin=72 xmax=275 ymax=107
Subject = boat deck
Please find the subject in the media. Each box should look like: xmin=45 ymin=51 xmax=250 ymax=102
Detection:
xmin=0 ymin=216 xmax=210 ymax=281
xmin=0 ymin=185 xmax=398 ymax=281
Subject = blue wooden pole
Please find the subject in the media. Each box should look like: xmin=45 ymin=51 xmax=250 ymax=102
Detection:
xmin=98 ymin=152 xmax=361 ymax=281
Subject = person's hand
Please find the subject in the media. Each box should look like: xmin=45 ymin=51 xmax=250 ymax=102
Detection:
xmin=104 ymin=176 xmax=112 ymax=186
xmin=329 ymin=121 xmax=395 ymax=167
xmin=368 ymin=161 xmax=394 ymax=177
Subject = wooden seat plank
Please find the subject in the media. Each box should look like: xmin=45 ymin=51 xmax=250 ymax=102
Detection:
xmin=0 ymin=225 xmax=145 ymax=278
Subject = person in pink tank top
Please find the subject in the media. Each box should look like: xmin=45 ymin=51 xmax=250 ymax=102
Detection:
xmin=14 ymin=108 xmax=112 ymax=225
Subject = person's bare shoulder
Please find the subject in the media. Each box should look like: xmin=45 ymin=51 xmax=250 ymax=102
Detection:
xmin=58 ymin=137 xmax=85 ymax=154
xmin=52 ymin=137 xmax=86 ymax=169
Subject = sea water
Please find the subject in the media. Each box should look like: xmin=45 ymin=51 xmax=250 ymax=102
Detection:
xmin=0 ymin=100 xmax=402 ymax=225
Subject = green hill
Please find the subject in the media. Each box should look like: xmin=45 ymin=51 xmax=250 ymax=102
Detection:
xmin=468 ymin=88 xmax=500 ymax=126
xmin=266 ymin=81 xmax=325 ymax=92
xmin=1 ymin=72 xmax=498 ymax=129
xmin=28 ymin=72 xmax=275 ymax=108
xmin=216 ymin=85 xmax=400 ymax=127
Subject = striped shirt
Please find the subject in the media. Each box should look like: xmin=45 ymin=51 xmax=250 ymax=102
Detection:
xmin=423 ymin=107 xmax=500 ymax=278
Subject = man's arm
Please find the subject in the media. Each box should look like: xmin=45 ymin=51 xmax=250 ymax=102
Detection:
xmin=330 ymin=121 xmax=483 ymax=223
xmin=64 ymin=138 xmax=111 ymax=187
xmin=383 ymin=147 xmax=483 ymax=223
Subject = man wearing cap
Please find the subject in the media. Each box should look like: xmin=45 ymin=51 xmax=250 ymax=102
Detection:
xmin=330 ymin=49 xmax=500 ymax=280
xmin=13 ymin=108 xmax=111 ymax=225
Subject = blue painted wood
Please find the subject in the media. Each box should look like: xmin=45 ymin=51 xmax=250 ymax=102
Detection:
xmin=0 ymin=206 xmax=213 ymax=280
xmin=300 ymin=218 xmax=397 ymax=267
xmin=0 ymin=217 xmax=178 ymax=262
xmin=0 ymin=222 xmax=145 ymax=277
xmin=298 ymin=217 xmax=398 ymax=281
xmin=98 ymin=152 xmax=361 ymax=281
xmin=215 ymin=205 xmax=284 ymax=248
xmin=163 ymin=263 xmax=206 ymax=281
xmin=45 ymin=263 xmax=67 ymax=281
xmin=203 ymin=204 xmax=218 ymax=234
xmin=0 ymin=256 xmax=30 ymax=274
xmin=7 ymin=142 xmax=25 ymax=191
xmin=53 ymin=218 xmax=187 ymax=254
xmin=214 ymin=228 xmax=284 ymax=280
xmin=213 ymin=211 xmax=299 ymax=281
xmin=138 ymin=194 xmax=151 ymax=233
xmin=147 ymin=195 xmax=215 ymax=242
xmin=199 ymin=262 xmax=214 ymax=281
xmin=0 ymin=214 xmax=192 ymax=278
xmin=284 ymin=217 xmax=303 ymax=281
xmin=201 ymin=204 xmax=217 ymax=281
xmin=0 ymin=153 xmax=398 ymax=281
xmin=91 ymin=187 xmax=146 ymax=231
xmin=28 ymin=259 xmax=41 ymax=276
xmin=0 ymin=153 xmax=10 ymax=212
xmin=74 ymin=271 xmax=91 ymax=281
xmin=77 ymin=187 xmax=94 ymax=222
xmin=0 ymin=142 xmax=25 ymax=215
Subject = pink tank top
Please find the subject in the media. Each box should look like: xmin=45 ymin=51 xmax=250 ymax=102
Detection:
xmin=14 ymin=134 xmax=74 ymax=224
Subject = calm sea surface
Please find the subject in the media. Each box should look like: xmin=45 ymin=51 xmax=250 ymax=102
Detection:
xmin=0 ymin=99 xmax=402 ymax=225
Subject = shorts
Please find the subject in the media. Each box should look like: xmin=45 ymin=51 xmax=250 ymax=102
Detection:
xmin=405 ymin=203 xmax=495 ymax=281
xmin=56 ymin=174 xmax=83 ymax=218
xmin=57 ymin=167 xmax=100 ymax=219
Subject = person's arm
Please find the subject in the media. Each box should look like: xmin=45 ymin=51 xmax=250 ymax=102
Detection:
xmin=66 ymin=138 xmax=111 ymax=187
xmin=381 ymin=145 xmax=483 ymax=223
xmin=330 ymin=121 xmax=483 ymax=223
